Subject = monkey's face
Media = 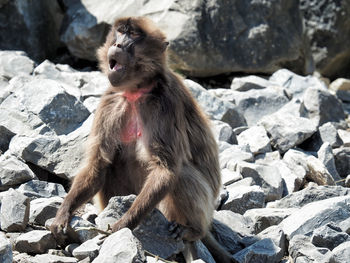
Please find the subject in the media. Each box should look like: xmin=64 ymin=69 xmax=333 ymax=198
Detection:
xmin=102 ymin=17 xmax=168 ymax=88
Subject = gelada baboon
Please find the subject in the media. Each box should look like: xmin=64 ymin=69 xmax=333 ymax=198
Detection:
xmin=51 ymin=16 xmax=234 ymax=262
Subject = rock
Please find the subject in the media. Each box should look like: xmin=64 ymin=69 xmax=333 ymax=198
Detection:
xmin=259 ymin=112 xmax=317 ymax=153
xmin=338 ymin=129 xmax=350 ymax=147
xmin=0 ymin=233 xmax=12 ymax=263
xmin=28 ymin=254 xmax=78 ymax=263
xmin=0 ymin=51 xmax=34 ymax=79
xmin=10 ymin=115 xmax=92 ymax=179
xmin=311 ymin=223 xmax=349 ymax=250
xmin=257 ymin=226 xmax=287 ymax=256
xmin=222 ymin=185 xmax=265 ymax=214
xmin=185 ymin=80 xmax=247 ymax=128
xmin=233 ymin=238 xmax=283 ymax=263
xmin=92 ymin=228 xmax=145 ymax=263
xmin=330 ymin=241 xmax=350 ymax=263
xmin=237 ymin=126 xmax=271 ymax=155
xmin=330 ymin=78 xmax=350 ymax=92
xmin=346 ymin=175 xmax=350 ymax=188
xmin=318 ymin=122 xmax=344 ymax=148
xmin=303 ymin=87 xmax=346 ymax=126
xmin=280 ymin=196 xmax=350 ymax=239
xmin=255 ymin=151 xmax=281 ymax=164
xmin=0 ymin=125 xmax=15 ymax=153
xmin=0 ymin=155 xmax=36 ymax=191
xmin=29 ymin=197 xmax=63 ymax=226
xmin=230 ymin=75 xmax=270 ymax=92
xmin=210 ymin=86 xmax=289 ymax=126
xmin=61 ymin=0 xmax=307 ymax=77
xmin=267 ymin=185 xmax=350 ymax=209
xmin=1 ymin=78 xmax=90 ymax=135
xmin=17 ymin=180 xmax=66 ymax=200
xmin=219 ymin=145 xmax=253 ymax=169
xmin=244 ymin=208 xmax=296 ymax=234
xmin=317 ymin=143 xmax=342 ymax=183
xmin=69 ymin=216 xmax=99 ymax=244
xmin=221 ymin=168 xmax=242 ymax=186
xmin=288 ymin=235 xmax=332 ymax=263
xmin=192 ymin=240 xmax=216 ymax=263
xmin=237 ymin=162 xmax=283 ymax=201
xmin=300 ymin=1 xmax=350 ymax=78
xmin=72 ymin=236 xmax=100 ymax=261
xmin=0 ymin=188 xmax=30 ymax=232
xmin=211 ymin=120 xmax=237 ymax=144
xmin=96 ymin=195 xmax=184 ymax=259
xmin=333 ymin=147 xmax=350 ymax=177
xmin=15 ymin=230 xmax=57 ymax=254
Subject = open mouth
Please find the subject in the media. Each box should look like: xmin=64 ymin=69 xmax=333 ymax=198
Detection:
xmin=109 ymin=59 xmax=124 ymax=71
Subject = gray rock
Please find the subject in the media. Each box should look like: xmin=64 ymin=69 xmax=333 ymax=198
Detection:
xmin=83 ymin=97 xmax=100 ymax=113
xmin=72 ymin=236 xmax=100 ymax=261
xmin=96 ymin=195 xmax=184 ymax=259
xmin=214 ymin=210 xmax=253 ymax=238
xmin=0 ymin=233 xmax=12 ymax=263
xmin=0 ymin=51 xmax=34 ymax=79
xmin=233 ymin=238 xmax=283 ymax=263
xmin=237 ymin=126 xmax=271 ymax=155
xmin=319 ymin=123 xmax=344 ymax=148
xmin=257 ymin=226 xmax=286 ymax=256
xmin=211 ymin=120 xmax=237 ymax=144
xmin=330 ymin=241 xmax=350 ymax=263
xmin=318 ymin=143 xmax=342 ymax=183
xmin=185 ymin=80 xmax=247 ymax=128
xmin=269 ymin=69 xmax=328 ymax=99
xmin=300 ymin=0 xmax=350 ymax=78
xmin=192 ymin=240 xmax=216 ymax=263
xmin=255 ymin=151 xmax=281 ymax=164
xmin=211 ymin=86 xmax=289 ymax=126
xmin=61 ymin=0 xmax=307 ymax=77
xmin=338 ymin=129 xmax=350 ymax=147
xmin=244 ymin=208 xmax=296 ymax=234
xmin=0 ymin=125 xmax=15 ymax=153
xmin=280 ymin=196 xmax=350 ymax=239
xmin=346 ymin=175 xmax=350 ymax=188
xmin=267 ymin=185 xmax=350 ymax=209
xmin=15 ymin=230 xmax=57 ymax=254
xmin=311 ymin=223 xmax=349 ymax=250
xmin=1 ymin=78 xmax=90 ymax=135
xmin=339 ymin=218 xmax=350 ymax=235
xmin=333 ymin=147 xmax=350 ymax=178
xmin=222 ymin=185 xmax=265 ymax=214
xmin=29 ymin=197 xmax=63 ymax=226
xmin=92 ymin=228 xmax=145 ymax=263
xmin=219 ymin=145 xmax=254 ymax=169
xmin=288 ymin=235 xmax=332 ymax=263
xmin=28 ymin=254 xmax=78 ymax=263
xmin=259 ymin=112 xmax=317 ymax=153
xmin=231 ymin=75 xmax=270 ymax=92
xmin=17 ymin=180 xmax=67 ymax=199
xmin=303 ymin=87 xmax=346 ymax=126
xmin=237 ymin=162 xmax=283 ymax=201
xmin=221 ymin=168 xmax=242 ymax=186
xmin=0 ymin=188 xmax=30 ymax=232
xmin=69 ymin=216 xmax=99 ymax=244
xmin=0 ymin=155 xmax=36 ymax=191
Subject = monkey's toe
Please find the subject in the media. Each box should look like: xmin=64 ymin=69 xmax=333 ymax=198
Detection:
xmin=169 ymin=222 xmax=186 ymax=241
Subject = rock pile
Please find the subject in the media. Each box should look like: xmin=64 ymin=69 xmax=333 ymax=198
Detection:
xmin=0 ymin=51 xmax=350 ymax=262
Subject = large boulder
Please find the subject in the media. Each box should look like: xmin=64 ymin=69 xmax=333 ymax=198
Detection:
xmin=61 ymin=0 xmax=308 ymax=76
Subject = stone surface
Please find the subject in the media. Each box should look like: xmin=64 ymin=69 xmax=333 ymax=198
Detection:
xmin=338 ymin=129 xmax=350 ymax=147
xmin=318 ymin=143 xmax=341 ymax=183
xmin=330 ymin=241 xmax=350 ymax=263
xmin=237 ymin=126 xmax=271 ymax=155
xmin=333 ymin=147 xmax=350 ymax=178
xmin=0 ymin=188 xmax=30 ymax=232
xmin=0 ymin=155 xmax=36 ymax=191
xmin=17 ymin=180 xmax=66 ymax=199
xmin=29 ymin=196 xmax=63 ymax=226
xmin=211 ymin=120 xmax=237 ymax=144
xmin=0 ymin=233 xmax=12 ymax=263
xmin=221 ymin=168 xmax=242 ymax=186
xmin=15 ymin=230 xmax=57 ymax=254
xmin=28 ymin=254 xmax=78 ymax=263
xmin=92 ymin=228 xmax=145 ymax=263
xmin=257 ymin=226 xmax=286 ymax=256
xmin=231 ymin=75 xmax=270 ymax=92
xmin=311 ymin=223 xmax=349 ymax=251
xmin=222 ymin=185 xmax=265 ymax=214
xmin=0 ymin=51 xmax=34 ymax=79
xmin=186 ymin=80 xmax=247 ymax=128
xmin=219 ymin=145 xmax=254 ymax=169
xmin=72 ymin=237 xmax=100 ymax=261
xmin=0 ymin=125 xmax=15 ymax=153
xmin=260 ymin=112 xmax=317 ymax=153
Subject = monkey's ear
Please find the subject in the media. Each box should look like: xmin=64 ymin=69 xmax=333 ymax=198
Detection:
xmin=162 ymin=41 xmax=169 ymax=52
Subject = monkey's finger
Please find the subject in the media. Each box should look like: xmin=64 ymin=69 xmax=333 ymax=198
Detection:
xmin=168 ymin=221 xmax=178 ymax=232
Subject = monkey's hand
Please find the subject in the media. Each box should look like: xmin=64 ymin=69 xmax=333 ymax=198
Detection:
xmin=49 ymin=211 xmax=70 ymax=246
xmin=169 ymin=222 xmax=186 ymax=241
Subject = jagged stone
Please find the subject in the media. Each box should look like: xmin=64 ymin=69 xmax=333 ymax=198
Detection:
xmin=17 ymin=180 xmax=66 ymax=200
xmin=15 ymin=230 xmax=57 ymax=254
xmin=237 ymin=126 xmax=271 ymax=155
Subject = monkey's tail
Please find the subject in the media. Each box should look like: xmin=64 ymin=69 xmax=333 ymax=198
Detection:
xmin=202 ymin=232 xmax=238 ymax=263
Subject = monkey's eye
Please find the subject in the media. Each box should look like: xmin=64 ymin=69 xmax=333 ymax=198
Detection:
xmin=129 ymin=31 xmax=141 ymax=39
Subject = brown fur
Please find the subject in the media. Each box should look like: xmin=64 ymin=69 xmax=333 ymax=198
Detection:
xmin=51 ymin=16 xmax=234 ymax=263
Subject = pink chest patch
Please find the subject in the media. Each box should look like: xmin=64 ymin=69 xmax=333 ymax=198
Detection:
xmin=120 ymin=87 xmax=152 ymax=143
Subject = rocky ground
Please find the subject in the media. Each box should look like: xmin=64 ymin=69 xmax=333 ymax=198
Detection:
xmin=0 ymin=51 xmax=350 ymax=263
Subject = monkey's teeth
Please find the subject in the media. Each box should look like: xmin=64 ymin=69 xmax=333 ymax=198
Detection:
xmin=113 ymin=64 xmax=123 ymax=71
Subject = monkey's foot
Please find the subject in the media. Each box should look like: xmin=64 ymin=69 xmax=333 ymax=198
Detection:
xmin=169 ymin=222 xmax=186 ymax=241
